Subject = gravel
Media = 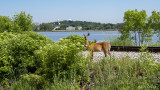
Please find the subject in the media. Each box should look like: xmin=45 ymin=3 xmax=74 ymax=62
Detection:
xmin=80 ymin=51 xmax=160 ymax=62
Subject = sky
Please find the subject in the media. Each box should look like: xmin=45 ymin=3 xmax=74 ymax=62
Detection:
xmin=0 ymin=0 xmax=160 ymax=24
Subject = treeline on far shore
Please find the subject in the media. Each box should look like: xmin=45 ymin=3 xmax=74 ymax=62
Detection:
xmin=33 ymin=20 xmax=123 ymax=31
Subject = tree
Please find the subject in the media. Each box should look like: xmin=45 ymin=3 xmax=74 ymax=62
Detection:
xmin=13 ymin=11 xmax=33 ymax=32
xmin=122 ymin=9 xmax=153 ymax=46
xmin=39 ymin=23 xmax=53 ymax=31
xmin=149 ymin=11 xmax=160 ymax=40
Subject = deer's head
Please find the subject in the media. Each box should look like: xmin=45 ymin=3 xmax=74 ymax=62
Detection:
xmin=83 ymin=33 xmax=90 ymax=47
xmin=83 ymin=33 xmax=90 ymax=40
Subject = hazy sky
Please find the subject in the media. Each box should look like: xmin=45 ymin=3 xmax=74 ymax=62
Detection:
xmin=0 ymin=0 xmax=160 ymax=24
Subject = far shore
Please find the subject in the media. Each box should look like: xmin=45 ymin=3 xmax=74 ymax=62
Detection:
xmin=35 ymin=29 xmax=119 ymax=32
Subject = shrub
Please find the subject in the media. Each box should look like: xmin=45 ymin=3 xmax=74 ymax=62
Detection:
xmin=19 ymin=74 xmax=45 ymax=89
xmin=0 ymin=16 xmax=13 ymax=33
xmin=0 ymin=31 xmax=54 ymax=82
xmin=59 ymin=34 xmax=86 ymax=50
xmin=34 ymin=43 xmax=90 ymax=81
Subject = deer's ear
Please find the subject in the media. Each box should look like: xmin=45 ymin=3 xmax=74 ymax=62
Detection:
xmin=87 ymin=33 xmax=90 ymax=36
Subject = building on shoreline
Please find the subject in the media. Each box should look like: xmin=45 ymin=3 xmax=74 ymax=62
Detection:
xmin=66 ymin=26 xmax=76 ymax=30
xmin=77 ymin=26 xmax=82 ymax=30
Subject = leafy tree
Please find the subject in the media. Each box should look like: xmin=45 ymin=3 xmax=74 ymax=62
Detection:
xmin=122 ymin=9 xmax=153 ymax=46
xmin=39 ymin=23 xmax=53 ymax=31
xmin=12 ymin=11 xmax=33 ymax=32
xmin=0 ymin=11 xmax=33 ymax=33
xmin=32 ymin=23 xmax=37 ymax=31
xmin=149 ymin=11 xmax=160 ymax=40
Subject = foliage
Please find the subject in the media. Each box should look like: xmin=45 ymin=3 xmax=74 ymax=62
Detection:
xmin=110 ymin=38 xmax=134 ymax=46
xmin=149 ymin=11 xmax=160 ymax=40
xmin=39 ymin=23 xmax=53 ymax=31
xmin=34 ymin=41 xmax=90 ymax=81
xmin=34 ymin=20 xmax=123 ymax=31
xmin=0 ymin=16 xmax=13 ymax=33
xmin=122 ymin=9 xmax=154 ymax=46
xmin=10 ymin=80 xmax=36 ymax=90
xmin=0 ymin=31 xmax=54 ymax=83
xmin=12 ymin=11 xmax=33 ymax=32
xmin=90 ymin=52 xmax=159 ymax=89
xmin=1 ymin=10 xmax=160 ymax=89
xmin=0 ymin=32 xmax=159 ymax=89
xmin=59 ymin=34 xmax=87 ymax=50
xmin=149 ymin=40 xmax=160 ymax=47
xmin=0 ymin=11 xmax=33 ymax=33
xmin=4 ymin=53 xmax=160 ymax=90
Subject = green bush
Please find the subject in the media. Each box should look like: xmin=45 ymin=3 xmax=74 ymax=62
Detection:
xmin=33 ymin=34 xmax=90 ymax=86
xmin=0 ymin=31 xmax=54 ymax=82
xmin=59 ymin=34 xmax=86 ymax=50
xmin=0 ymin=16 xmax=13 ymax=33
xmin=19 ymin=74 xmax=45 ymax=89
xmin=34 ymin=42 xmax=89 ymax=81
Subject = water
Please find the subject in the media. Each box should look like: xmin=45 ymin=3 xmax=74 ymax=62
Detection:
xmin=38 ymin=31 xmax=159 ymax=43
xmin=38 ymin=31 xmax=121 ymax=42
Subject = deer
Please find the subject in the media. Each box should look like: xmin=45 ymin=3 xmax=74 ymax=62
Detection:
xmin=83 ymin=33 xmax=111 ymax=61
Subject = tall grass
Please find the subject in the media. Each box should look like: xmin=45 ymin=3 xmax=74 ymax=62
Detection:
xmin=91 ymin=57 xmax=159 ymax=89
xmin=7 ymin=53 xmax=160 ymax=90
xmin=110 ymin=38 xmax=135 ymax=46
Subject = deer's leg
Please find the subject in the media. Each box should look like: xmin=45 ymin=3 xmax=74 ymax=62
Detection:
xmin=108 ymin=50 xmax=111 ymax=56
xmin=104 ymin=50 xmax=107 ymax=57
xmin=108 ymin=48 xmax=111 ymax=56
xmin=90 ymin=51 xmax=94 ymax=62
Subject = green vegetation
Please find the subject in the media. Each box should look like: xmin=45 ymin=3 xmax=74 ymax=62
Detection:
xmin=0 ymin=11 xmax=32 ymax=33
xmin=34 ymin=20 xmax=122 ymax=31
xmin=0 ymin=11 xmax=160 ymax=90
xmin=121 ymin=9 xmax=160 ymax=46
xmin=149 ymin=11 xmax=160 ymax=40
xmin=110 ymin=38 xmax=135 ymax=46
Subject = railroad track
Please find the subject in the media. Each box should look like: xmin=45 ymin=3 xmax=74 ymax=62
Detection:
xmin=111 ymin=46 xmax=160 ymax=52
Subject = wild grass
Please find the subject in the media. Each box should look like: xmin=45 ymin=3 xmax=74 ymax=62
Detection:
xmin=4 ymin=52 xmax=160 ymax=90
xmin=110 ymin=38 xmax=135 ymax=46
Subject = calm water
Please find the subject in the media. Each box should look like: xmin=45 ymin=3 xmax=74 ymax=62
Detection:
xmin=38 ymin=31 xmax=159 ymax=43
xmin=38 ymin=31 xmax=121 ymax=42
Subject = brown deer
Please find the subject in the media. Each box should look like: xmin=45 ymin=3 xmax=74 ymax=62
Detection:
xmin=84 ymin=33 xmax=111 ymax=61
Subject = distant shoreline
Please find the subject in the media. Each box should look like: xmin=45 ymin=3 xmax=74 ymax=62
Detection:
xmin=35 ymin=29 xmax=119 ymax=32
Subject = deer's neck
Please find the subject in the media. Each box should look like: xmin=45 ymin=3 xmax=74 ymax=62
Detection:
xmin=85 ymin=39 xmax=90 ymax=46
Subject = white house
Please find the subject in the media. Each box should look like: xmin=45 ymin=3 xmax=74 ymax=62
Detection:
xmin=66 ymin=26 xmax=75 ymax=30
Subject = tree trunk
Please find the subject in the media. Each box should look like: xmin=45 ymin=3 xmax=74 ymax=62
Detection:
xmin=138 ymin=31 xmax=141 ymax=46
xmin=159 ymin=31 xmax=160 ymax=40
xmin=141 ymin=36 xmax=144 ymax=45
xmin=135 ymin=32 xmax=137 ymax=46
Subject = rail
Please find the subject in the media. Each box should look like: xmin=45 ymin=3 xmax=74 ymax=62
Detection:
xmin=111 ymin=46 xmax=160 ymax=52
